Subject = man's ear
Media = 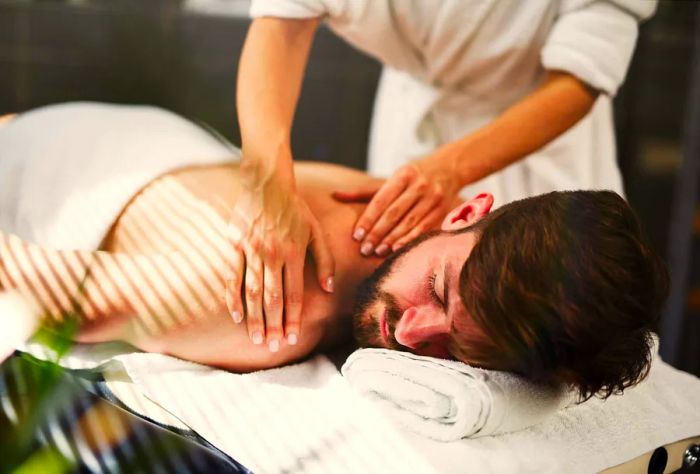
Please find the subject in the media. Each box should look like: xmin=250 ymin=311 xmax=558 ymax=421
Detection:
xmin=441 ymin=193 xmax=494 ymax=231
xmin=394 ymin=307 xmax=451 ymax=357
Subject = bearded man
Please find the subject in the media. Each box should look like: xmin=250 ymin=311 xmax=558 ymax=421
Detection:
xmin=0 ymin=103 xmax=667 ymax=400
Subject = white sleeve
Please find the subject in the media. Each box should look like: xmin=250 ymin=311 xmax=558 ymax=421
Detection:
xmin=249 ymin=0 xmax=345 ymax=19
xmin=541 ymin=0 xmax=657 ymax=96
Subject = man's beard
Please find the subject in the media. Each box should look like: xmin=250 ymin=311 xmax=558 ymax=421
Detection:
xmin=352 ymin=230 xmax=440 ymax=349
xmin=352 ymin=275 xmax=403 ymax=349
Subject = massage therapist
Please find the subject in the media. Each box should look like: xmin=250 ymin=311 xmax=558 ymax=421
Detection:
xmin=227 ymin=0 xmax=656 ymax=349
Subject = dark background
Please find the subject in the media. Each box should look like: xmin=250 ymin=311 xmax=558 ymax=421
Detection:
xmin=1 ymin=0 xmax=698 ymax=376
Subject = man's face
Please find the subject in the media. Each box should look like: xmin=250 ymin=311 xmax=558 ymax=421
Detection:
xmin=352 ymin=229 xmax=478 ymax=358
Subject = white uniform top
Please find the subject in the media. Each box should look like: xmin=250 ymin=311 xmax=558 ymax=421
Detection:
xmin=250 ymin=0 xmax=656 ymax=206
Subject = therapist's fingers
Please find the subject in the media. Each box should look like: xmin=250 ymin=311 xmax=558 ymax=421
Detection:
xmin=352 ymin=167 xmax=412 ymax=243
xmin=376 ymin=195 xmax=441 ymax=255
xmin=244 ymin=242 xmax=265 ymax=345
xmin=224 ymin=249 xmax=245 ymax=324
xmin=309 ymin=214 xmax=335 ymax=294
xmin=392 ymin=206 xmax=445 ymax=251
xmin=361 ymin=187 xmax=423 ymax=256
xmin=262 ymin=259 xmax=284 ymax=352
xmin=283 ymin=255 xmax=304 ymax=345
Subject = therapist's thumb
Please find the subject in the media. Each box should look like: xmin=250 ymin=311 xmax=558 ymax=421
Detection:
xmin=309 ymin=219 xmax=335 ymax=293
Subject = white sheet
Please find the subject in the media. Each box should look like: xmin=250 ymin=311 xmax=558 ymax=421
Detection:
xmin=19 ymin=338 xmax=700 ymax=474
xmin=19 ymin=341 xmax=437 ymax=474
xmin=403 ymin=354 xmax=700 ymax=473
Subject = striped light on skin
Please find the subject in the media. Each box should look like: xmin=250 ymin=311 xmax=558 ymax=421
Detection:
xmin=0 ymin=177 xmax=235 ymax=349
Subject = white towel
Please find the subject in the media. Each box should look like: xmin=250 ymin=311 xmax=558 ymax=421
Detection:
xmin=341 ymin=348 xmax=571 ymax=441
xmin=403 ymin=354 xmax=700 ymax=474
xmin=18 ymin=339 xmax=438 ymax=474
xmin=119 ymin=353 xmax=437 ymax=474
xmin=0 ymin=102 xmax=234 ymax=249
xmin=16 ymin=328 xmax=700 ymax=473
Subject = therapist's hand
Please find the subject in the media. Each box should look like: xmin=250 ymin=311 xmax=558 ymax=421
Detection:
xmin=335 ymin=155 xmax=460 ymax=256
xmin=226 ymin=173 xmax=334 ymax=352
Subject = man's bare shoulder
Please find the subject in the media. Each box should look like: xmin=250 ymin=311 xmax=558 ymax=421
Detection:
xmin=294 ymin=161 xmax=383 ymax=192
xmin=118 ymin=160 xmax=379 ymax=221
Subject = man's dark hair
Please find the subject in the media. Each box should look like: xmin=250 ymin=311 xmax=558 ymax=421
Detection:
xmin=450 ymin=190 xmax=669 ymax=401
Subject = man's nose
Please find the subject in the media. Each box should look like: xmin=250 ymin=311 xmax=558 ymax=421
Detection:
xmin=394 ymin=306 xmax=450 ymax=349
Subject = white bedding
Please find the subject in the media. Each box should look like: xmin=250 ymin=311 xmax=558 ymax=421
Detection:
xmin=401 ymin=353 xmax=700 ymax=473
xmin=20 ymin=342 xmax=438 ymax=474
xmin=0 ymin=102 xmax=234 ymax=249
xmin=19 ymin=339 xmax=700 ymax=474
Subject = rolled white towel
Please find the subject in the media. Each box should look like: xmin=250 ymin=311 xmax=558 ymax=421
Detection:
xmin=341 ymin=348 xmax=573 ymax=441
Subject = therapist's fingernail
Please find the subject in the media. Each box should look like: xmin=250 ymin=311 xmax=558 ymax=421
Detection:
xmin=361 ymin=242 xmax=374 ymax=256
xmin=232 ymin=311 xmax=243 ymax=323
xmin=375 ymin=243 xmax=389 ymax=256
xmin=392 ymin=243 xmax=404 ymax=252
xmin=287 ymin=333 xmax=298 ymax=345
xmin=252 ymin=331 xmax=263 ymax=345
xmin=326 ymin=276 xmax=334 ymax=293
xmin=268 ymin=339 xmax=279 ymax=352
xmin=353 ymin=228 xmax=366 ymax=241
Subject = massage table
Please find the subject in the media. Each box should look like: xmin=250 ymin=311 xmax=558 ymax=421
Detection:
xmin=605 ymin=436 xmax=700 ymax=473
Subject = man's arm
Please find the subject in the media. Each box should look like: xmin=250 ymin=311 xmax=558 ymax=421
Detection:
xmin=0 ymin=229 xmax=325 ymax=371
xmin=0 ymin=231 xmax=221 ymax=344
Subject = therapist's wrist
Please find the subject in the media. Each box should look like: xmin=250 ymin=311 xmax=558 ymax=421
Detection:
xmin=427 ymin=140 xmax=478 ymax=190
xmin=409 ymin=149 xmax=461 ymax=202
xmin=446 ymin=130 xmax=506 ymax=187
xmin=240 ymin=143 xmax=295 ymax=188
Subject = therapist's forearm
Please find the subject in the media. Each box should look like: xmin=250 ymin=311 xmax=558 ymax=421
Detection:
xmin=236 ymin=17 xmax=320 ymax=184
xmin=440 ymin=71 xmax=598 ymax=186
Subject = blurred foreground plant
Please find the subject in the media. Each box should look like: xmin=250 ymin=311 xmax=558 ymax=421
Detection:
xmin=1 ymin=312 xmax=79 ymax=473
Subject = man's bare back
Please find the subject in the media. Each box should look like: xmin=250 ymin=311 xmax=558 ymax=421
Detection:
xmin=97 ymin=162 xmax=391 ymax=370
xmin=0 ymin=104 xmax=462 ymax=372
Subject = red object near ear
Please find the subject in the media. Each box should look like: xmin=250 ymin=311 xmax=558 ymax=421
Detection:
xmin=450 ymin=204 xmax=474 ymax=224
xmin=441 ymin=193 xmax=494 ymax=231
